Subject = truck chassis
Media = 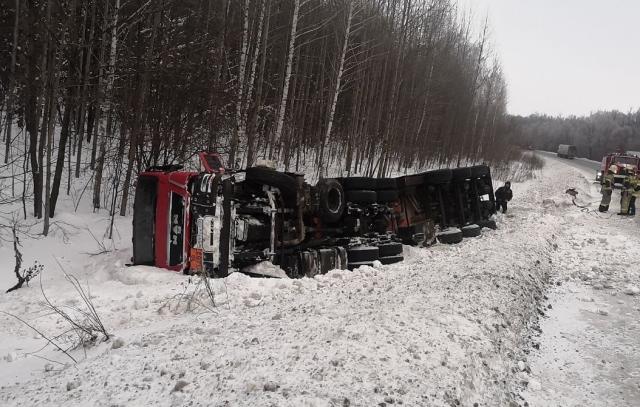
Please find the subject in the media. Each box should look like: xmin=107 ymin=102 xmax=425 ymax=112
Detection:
xmin=132 ymin=153 xmax=497 ymax=278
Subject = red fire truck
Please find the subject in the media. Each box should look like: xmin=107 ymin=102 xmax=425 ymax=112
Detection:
xmin=596 ymin=152 xmax=640 ymax=186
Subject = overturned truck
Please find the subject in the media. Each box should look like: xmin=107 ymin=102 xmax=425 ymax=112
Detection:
xmin=132 ymin=153 xmax=497 ymax=278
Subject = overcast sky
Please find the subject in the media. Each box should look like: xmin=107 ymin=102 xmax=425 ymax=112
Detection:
xmin=456 ymin=0 xmax=640 ymax=117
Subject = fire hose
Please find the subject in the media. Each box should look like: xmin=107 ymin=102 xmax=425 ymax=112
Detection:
xmin=565 ymin=188 xmax=590 ymax=209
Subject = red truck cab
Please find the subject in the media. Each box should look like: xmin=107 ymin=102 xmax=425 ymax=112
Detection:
xmin=598 ymin=152 xmax=640 ymax=186
xmin=132 ymin=153 xmax=224 ymax=272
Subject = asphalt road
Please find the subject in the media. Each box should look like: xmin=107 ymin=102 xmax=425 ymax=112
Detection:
xmin=536 ymin=150 xmax=601 ymax=176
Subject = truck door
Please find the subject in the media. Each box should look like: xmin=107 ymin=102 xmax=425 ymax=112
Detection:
xmin=163 ymin=174 xmax=192 ymax=271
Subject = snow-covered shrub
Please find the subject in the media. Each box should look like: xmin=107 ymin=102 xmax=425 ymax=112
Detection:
xmin=20 ymin=261 xmax=43 ymax=286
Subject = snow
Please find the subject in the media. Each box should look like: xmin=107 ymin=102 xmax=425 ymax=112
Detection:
xmin=516 ymin=156 xmax=640 ymax=407
xmin=437 ymin=227 xmax=462 ymax=235
xmin=0 ymin=156 xmax=637 ymax=406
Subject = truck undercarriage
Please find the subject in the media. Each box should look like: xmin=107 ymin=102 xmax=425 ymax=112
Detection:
xmin=132 ymin=153 xmax=497 ymax=278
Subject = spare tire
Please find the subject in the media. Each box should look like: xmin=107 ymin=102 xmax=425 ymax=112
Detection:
xmin=342 ymin=177 xmax=377 ymax=191
xmin=245 ymin=167 xmax=297 ymax=202
xmin=376 ymin=178 xmax=398 ymax=190
xmin=346 ymin=190 xmax=377 ymax=205
xmin=437 ymin=228 xmax=463 ymax=244
xmin=376 ymin=189 xmax=399 ymax=203
xmin=316 ymin=178 xmax=346 ymax=223
xmin=347 ymin=246 xmax=379 ymax=263
xmin=377 ymin=242 xmax=403 ymax=257
xmin=461 ymin=224 xmax=482 ymax=238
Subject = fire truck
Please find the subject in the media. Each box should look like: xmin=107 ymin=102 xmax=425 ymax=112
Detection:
xmin=131 ymin=152 xmax=497 ymax=278
xmin=596 ymin=152 xmax=640 ymax=186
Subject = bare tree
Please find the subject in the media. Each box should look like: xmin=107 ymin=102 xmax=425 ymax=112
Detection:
xmin=3 ymin=0 xmax=20 ymax=165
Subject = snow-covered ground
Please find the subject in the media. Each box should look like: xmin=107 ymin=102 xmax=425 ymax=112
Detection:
xmin=519 ymin=157 xmax=640 ymax=407
xmin=0 ymin=157 xmax=637 ymax=406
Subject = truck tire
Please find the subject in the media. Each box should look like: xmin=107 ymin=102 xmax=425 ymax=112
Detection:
xmin=318 ymin=248 xmax=344 ymax=274
xmin=376 ymin=178 xmax=398 ymax=190
xmin=423 ymin=169 xmax=452 ymax=184
xmin=245 ymin=167 xmax=297 ymax=202
xmin=469 ymin=165 xmax=490 ymax=178
xmin=398 ymin=174 xmax=424 ymax=188
xmin=347 ymin=246 xmax=379 ymax=263
xmin=436 ymin=228 xmax=463 ymax=244
xmin=316 ymin=178 xmax=346 ymax=223
xmin=341 ymin=177 xmax=377 ymax=191
xmin=477 ymin=219 xmax=497 ymax=230
xmin=348 ymin=261 xmax=375 ymax=270
xmin=452 ymin=167 xmax=473 ymax=181
xmin=379 ymin=255 xmax=403 ymax=265
xmin=461 ymin=224 xmax=482 ymax=238
xmin=376 ymin=189 xmax=399 ymax=203
xmin=346 ymin=190 xmax=377 ymax=204
xmin=377 ymin=242 xmax=403 ymax=257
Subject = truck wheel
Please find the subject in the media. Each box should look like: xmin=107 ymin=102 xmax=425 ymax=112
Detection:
xmin=423 ymin=169 xmax=452 ymax=184
xmin=318 ymin=248 xmax=344 ymax=274
xmin=376 ymin=189 xmax=399 ymax=203
xmin=468 ymin=165 xmax=490 ymax=178
xmin=341 ymin=177 xmax=377 ymax=191
xmin=347 ymin=246 xmax=379 ymax=263
xmin=452 ymin=167 xmax=473 ymax=181
xmin=377 ymin=242 xmax=403 ymax=257
xmin=316 ymin=178 xmax=345 ymax=223
xmin=398 ymin=174 xmax=424 ymax=188
xmin=478 ymin=219 xmax=497 ymax=230
xmin=461 ymin=224 xmax=482 ymax=238
xmin=376 ymin=178 xmax=398 ymax=190
xmin=348 ymin=261 xmax=375 ymax=270
xmin=436 ymin=228 xmax=463 ymax=244
xmin=245 ymin=167 xmax=297 ymax=202
xmin=346 ymin=190 xmax=377 ymax=204
xmin=379 ymin=255 xmax=403 ymax=265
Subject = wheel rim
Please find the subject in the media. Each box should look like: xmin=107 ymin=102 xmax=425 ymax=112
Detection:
xmin=327 ymin=187 xmax=342 ymax=214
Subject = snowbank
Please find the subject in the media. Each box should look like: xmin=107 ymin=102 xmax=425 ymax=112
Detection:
xmin=0 ymin=159 xmax=586 ymax=406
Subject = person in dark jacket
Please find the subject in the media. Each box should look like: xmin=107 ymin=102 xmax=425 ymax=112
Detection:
xmin=494 ymin=181 xmax=513 ymax=213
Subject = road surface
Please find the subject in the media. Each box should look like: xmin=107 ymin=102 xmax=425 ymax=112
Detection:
xmin=536 ymin=150 xmax=600 ymax=175
xmin=521 ymin=152 xmax=640 ymax=407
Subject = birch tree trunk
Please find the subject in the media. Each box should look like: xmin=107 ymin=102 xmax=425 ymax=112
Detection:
xmin=272 ymin=0 xmax=300 ymax=147
xmin=120 ymin=5 xmax=158 ymax=217
xmin=228 ymin=0 xmax=250 ymax=166
xmin=319 ymin=0 xmax=354 ymax=176
xmin=3 ymin=0 xmax=19 ymax=164
xmin=50 ymin=0 xmax=79 ymax=218
xmin=93 ymin=0 xmax=119 ymax=210
xmin=43 ymin=0 xmax=58 ymax=236
xmin=74 ymin=1 xmax=98 ymax=179
xmin=240 ymin=0 xmax=265 ymax=166
xmin=247 ymin=0 xmax=271 ymax=166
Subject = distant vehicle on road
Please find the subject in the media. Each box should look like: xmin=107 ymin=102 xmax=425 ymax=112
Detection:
xmin=557 ymin=144 xmax=577 ymax=159
xmin=596 ymin=152 xmax=640 ymax=186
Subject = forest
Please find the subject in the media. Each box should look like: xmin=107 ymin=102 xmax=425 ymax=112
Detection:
xmin=0 ymin=0 xmax=512 ymax=235
xmin=507 ymin=110 xmax=640 ymax=160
